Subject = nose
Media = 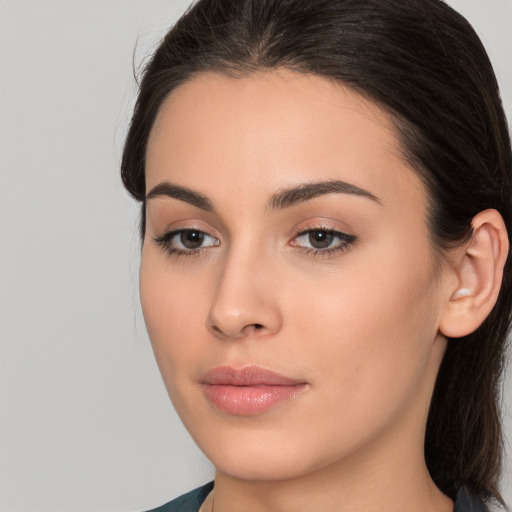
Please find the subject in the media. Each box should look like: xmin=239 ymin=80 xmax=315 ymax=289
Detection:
xmin=206 ymin=249 xmax=283 ymax=340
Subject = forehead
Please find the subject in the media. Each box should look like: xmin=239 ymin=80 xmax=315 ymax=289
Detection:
xmin=146 ymin=69 xmax=426 ymax=214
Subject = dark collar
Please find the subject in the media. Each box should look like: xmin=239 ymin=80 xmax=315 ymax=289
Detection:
xmin=454 ymin=487 xmax=488 ymax=512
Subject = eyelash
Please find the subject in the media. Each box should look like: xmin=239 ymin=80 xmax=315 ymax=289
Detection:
xmin=290 ymin=226 xmax=357 ymax=258
xmin=153 ymin=229 xmax=220 ymax=258
xmin=153 ymin=227 xmax=357 ymax=258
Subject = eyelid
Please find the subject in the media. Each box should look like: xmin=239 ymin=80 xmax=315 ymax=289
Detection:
xmin=290 ymin=220 xmax=352 ymax=239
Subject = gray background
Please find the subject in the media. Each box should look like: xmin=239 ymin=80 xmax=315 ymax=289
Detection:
xmin=0 ymin=1 xmax=511 ymax=510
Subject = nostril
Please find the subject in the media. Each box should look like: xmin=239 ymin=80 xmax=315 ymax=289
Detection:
xmin=208 ymin=322 xmax=265 ymax=338
xmin=239 ymin=323 xmax=266 ymax=336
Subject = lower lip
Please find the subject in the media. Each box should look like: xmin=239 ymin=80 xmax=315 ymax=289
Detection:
xmin=202 ymin=383 xmax=307 ymax=415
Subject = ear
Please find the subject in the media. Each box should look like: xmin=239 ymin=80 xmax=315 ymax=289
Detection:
xmin=439 ymin=209 xmax=509 ymax=338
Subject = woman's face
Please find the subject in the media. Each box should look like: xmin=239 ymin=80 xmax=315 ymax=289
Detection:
xmin=141 ymin=70 xmax=453 ymax=482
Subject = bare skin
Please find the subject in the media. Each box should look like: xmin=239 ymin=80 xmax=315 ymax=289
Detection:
xmin=139 ymin=69 xmax=506 ymax=512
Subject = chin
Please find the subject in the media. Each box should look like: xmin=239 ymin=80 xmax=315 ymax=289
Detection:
xmin=209 ymin=447 xmax=312 ymax=482
xmin=190 ymin=421 xmax=342 ymax=483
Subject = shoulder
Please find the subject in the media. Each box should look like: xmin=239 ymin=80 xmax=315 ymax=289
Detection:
xmin=143 ymin=482 xmax=214 ymax=512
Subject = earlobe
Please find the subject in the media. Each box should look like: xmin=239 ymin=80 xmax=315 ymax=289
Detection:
xmin=439 ymin=209 xmax=509 ymax=338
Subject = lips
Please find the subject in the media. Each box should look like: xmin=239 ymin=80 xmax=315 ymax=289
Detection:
xmin=201 ymin=366 xmax=308 ymax=416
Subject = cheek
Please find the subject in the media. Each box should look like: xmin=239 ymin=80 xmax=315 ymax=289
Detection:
xmin=284 ymin=242 xmax=441 ymax=424
xmin=139 ymin=249 xmax=217 ymax=424
xmin=139 ymin=249 xmax=208 ymax=375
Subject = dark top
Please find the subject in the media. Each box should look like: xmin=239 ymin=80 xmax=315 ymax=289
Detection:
xmin=145 ymin=482 xmax=489 ymax=512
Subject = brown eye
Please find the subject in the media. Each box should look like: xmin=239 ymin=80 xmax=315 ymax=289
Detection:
xmin=291 ymin=228 xmax=356 ymax=255
xmin=308 ymin=230 xmax=334 ymax=249
xmin=153 ymin=228 xmax=220 ymax=255
xmin=180 ymin=230 xmax=205 ymax=249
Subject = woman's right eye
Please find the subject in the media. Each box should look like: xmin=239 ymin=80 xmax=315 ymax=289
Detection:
xmin=154 ymin=229 xmax=220 ymax=255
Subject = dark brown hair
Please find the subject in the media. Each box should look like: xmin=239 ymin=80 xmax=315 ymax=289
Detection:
xmin=121 ymin=0 xmax=512 ymax=503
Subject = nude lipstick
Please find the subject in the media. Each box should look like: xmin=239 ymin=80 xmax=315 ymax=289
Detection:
xmin=201 ymin=366 xmax=308 ymax=415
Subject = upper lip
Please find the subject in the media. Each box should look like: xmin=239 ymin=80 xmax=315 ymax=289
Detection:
xmin=202 ymin=366 xmax=305 ymax=386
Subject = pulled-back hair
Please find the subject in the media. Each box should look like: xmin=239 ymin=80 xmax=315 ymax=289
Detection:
xmin=121 ymin=0 xmax=512 ymax=503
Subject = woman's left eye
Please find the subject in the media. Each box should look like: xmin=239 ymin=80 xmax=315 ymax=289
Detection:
xmin=291 ymin=229 xmax=356 ymax=254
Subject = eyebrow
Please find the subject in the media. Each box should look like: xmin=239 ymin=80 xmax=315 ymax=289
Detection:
xmin=268 ymin=180 xmax=381 ymax=210
xmin=146 ymin=182 xmax=214 ymax=211
xmin=145 ymin=179 xmax=380 ymax=211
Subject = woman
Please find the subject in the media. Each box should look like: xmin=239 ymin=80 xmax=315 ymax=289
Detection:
xmin=121 ymin=0 xmax=512 ymax=511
